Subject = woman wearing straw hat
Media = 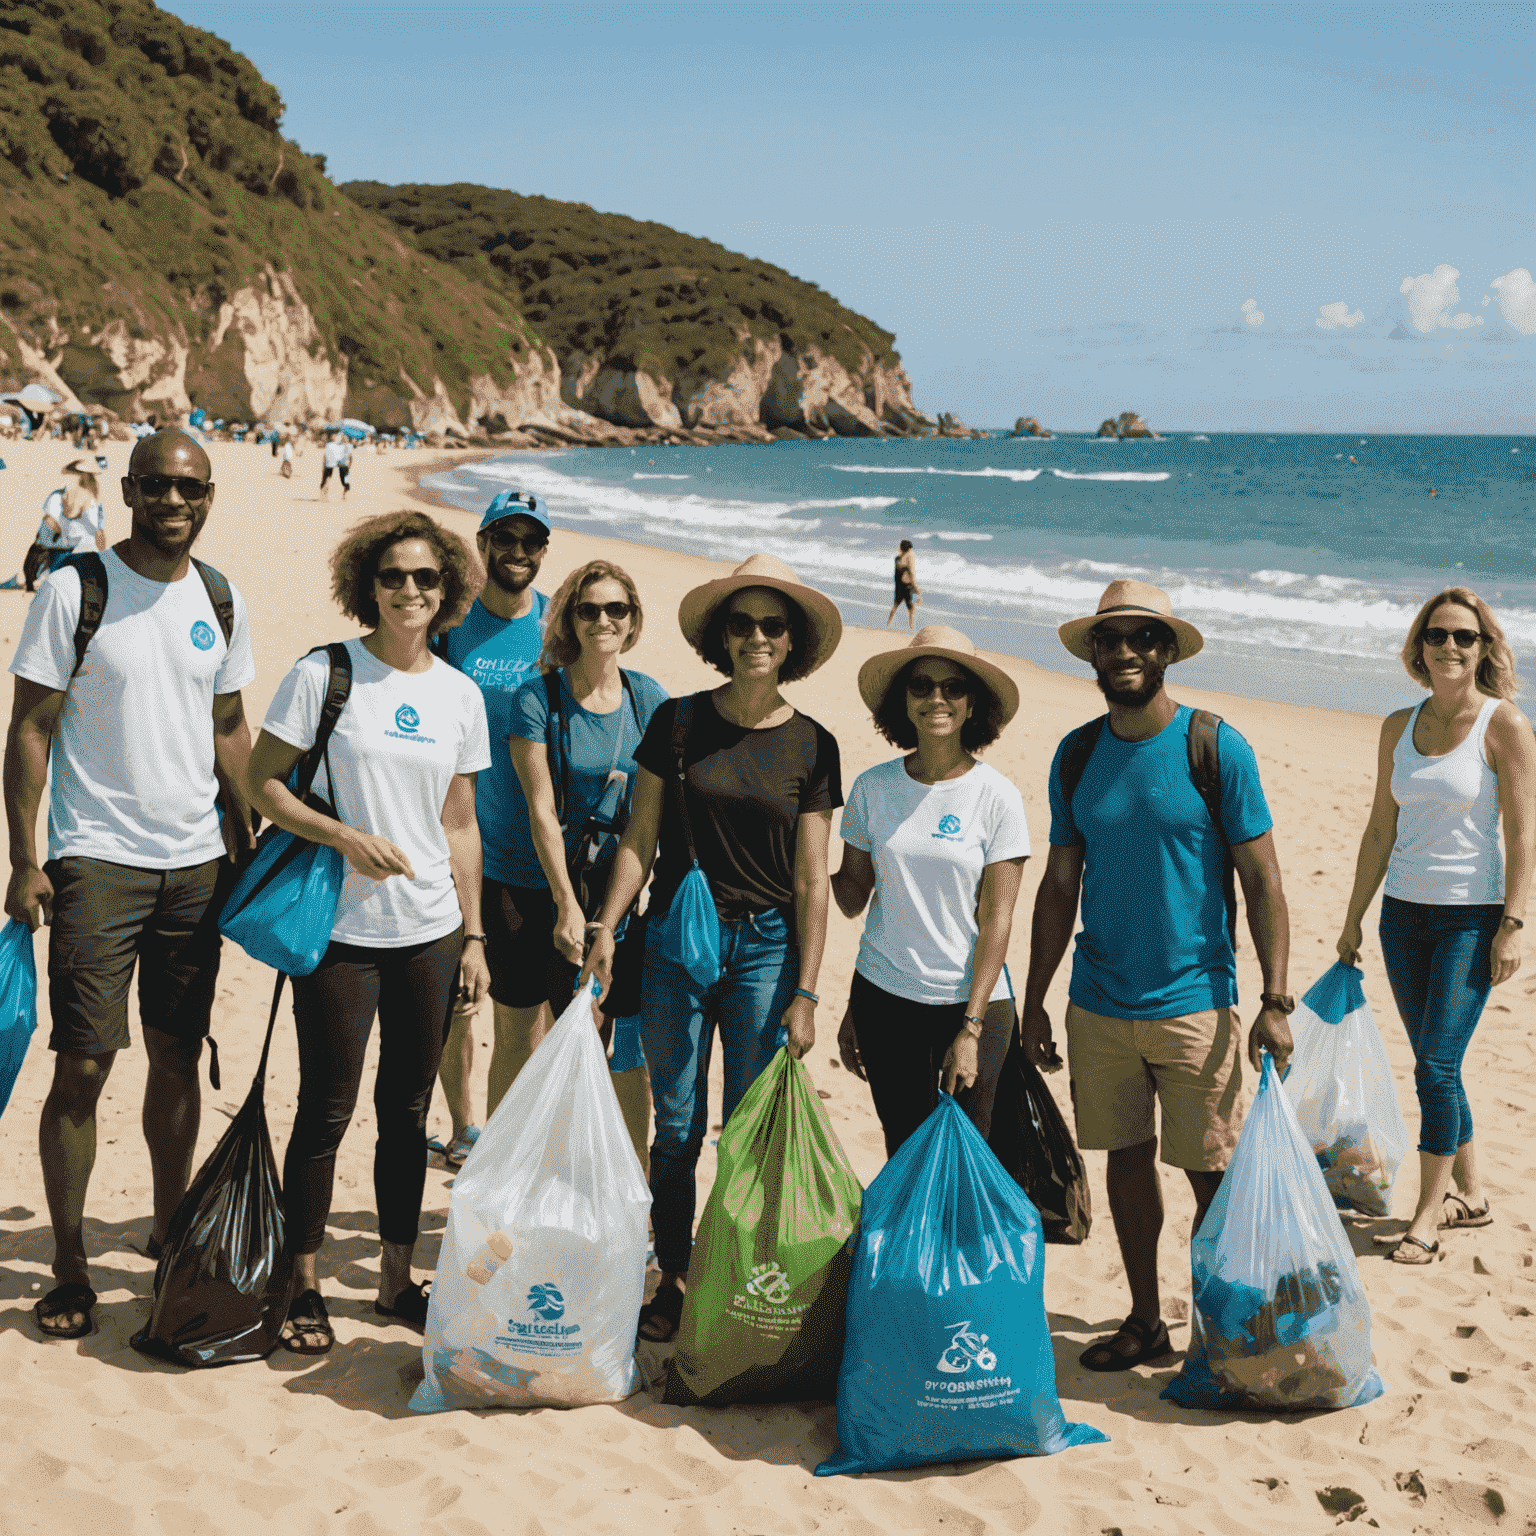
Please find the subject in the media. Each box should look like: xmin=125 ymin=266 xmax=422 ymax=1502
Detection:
xmin=5 ymin=460 xmax=106 ymax=592
xmin=831 ymin=626 xmax=1029 ymax=1155
xmin=580 ymin=553 xmax=844 ymax=1342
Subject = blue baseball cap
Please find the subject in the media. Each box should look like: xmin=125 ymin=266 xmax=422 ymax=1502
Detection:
xmin=480 ymin=489 xmax=550 ymax=535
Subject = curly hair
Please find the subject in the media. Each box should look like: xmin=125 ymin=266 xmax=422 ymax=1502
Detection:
xmin=872 ymin=658 xmax=1005 ymax=752
xmin=539 ymin=560 xmax=644 ymax=671
xmin=329 ymin=510 xmax=484 ymax=634
xmin=696 ymin=587 xmax=814 ymax=684
xmin=1401 ymin=586 xmax=1521 ymax=700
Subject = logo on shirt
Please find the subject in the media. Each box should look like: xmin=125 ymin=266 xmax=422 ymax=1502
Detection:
xmin=938 ymin=813 xmax=961 ymax=835
xmin=189 ymin=621 xmax=216 ymax=651
xmin=394 ymin=704 xmax=420 ymax=735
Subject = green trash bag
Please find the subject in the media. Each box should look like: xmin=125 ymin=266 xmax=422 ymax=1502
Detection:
xmin=664 ymin=1048 xmax=863 ymax=1406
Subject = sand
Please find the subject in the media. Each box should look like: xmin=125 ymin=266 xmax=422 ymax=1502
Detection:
xmin=1 ymin=435 xmax=1532 ymax=1535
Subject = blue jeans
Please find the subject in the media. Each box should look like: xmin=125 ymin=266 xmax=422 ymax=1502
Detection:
xmin=1378 ymin=894 xmax=1502 ymax=1157
xmin=640 ymin=905 xmax=797 ymax=1273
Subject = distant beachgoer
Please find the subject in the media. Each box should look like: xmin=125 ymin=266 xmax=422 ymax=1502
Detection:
xmin=1337 ymin=588 xmax=1533 ymax=1265
xmin=320 ymin=436 xmax=350 ymax=497
xmin=281 ymin=440 xmax=294 ymax=478
xmin=5 ymin=429 xmax=257 ymax=1341
xmin=832 ymin=626 xmax=1027 ymax=1155
xmin=245 ymin=511 xmax=489 ymax=1353
xmin=4 ymin=462 xmax=106 ymax=592
xmin=580 ymin=552 xmax=844 ymax=1344
xmin=886 ymin=539 xmax=920 ymax=630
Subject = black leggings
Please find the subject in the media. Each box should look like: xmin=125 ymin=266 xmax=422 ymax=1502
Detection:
xmin=849 ymin=969 xmax=1016 ymax=1157
xmin=283 ymin=926 xmax=462 ymax=1253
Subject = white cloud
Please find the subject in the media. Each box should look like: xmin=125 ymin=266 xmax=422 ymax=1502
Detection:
xmin=1241 ymin=298 xmax=1265 ymax=327
xmin=1315 ymin=301 xmax=1365 ymax=331
xmin=1481 ymin=295 xmax=1491 ymax=306
xmin=1489 ymin=269 xmax=1536 ymax=334
xmin=1398 ymin=263 xmax=1484 ymax=332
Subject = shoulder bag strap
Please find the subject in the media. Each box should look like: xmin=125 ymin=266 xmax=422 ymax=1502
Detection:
xmin=292 ymin=643 xmax=353 ymax=804
xmin=1056 ymin=715 xmax=1107 ymax=845
xmin=1186 ymin=708 xmax=1238 ymax=942
xmin=190 ymin=558 xmax=235 ymax=646
xmin=670 ymin=693 xmax=700 ymax=865
xmin=543 ymin=671 xmax=566 ymax=826
xmin=66 ymin=551 xmax=108 ymax=679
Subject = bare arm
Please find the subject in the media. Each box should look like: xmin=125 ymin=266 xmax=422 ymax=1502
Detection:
xmin=441 ymin=771 xmax=489 ymax=1005
xmin=830 ymin=842 xmax=875 ymax=918
xmin=942 ymin=855 xmax=1027 ymax=1093
xmin=3 ymin=678 xmax=64 ymax=927
xmin=211 ymin=690 xmax=257 ymax=862
xmin=577 ymin=766 xmax=663 ymax=1004
xmin=1019 ymin=843 xmax=1084 ymax=1066
xmin=1337 ymin=711 xmax=1409 ymax=964
xmin=1487 ymin=702 xmax=1535 ymax=986
xmin=1231 ymin=829 xmax=1292 ymax=1071
xmin=510 ymin=734 xmax=586 ymax=967
xmin=784 ymin=809 xmax=833 ymax=1059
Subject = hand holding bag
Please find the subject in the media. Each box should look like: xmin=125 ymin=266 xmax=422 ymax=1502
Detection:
xmin=0 ymin=919 xmax=38 ymax=1121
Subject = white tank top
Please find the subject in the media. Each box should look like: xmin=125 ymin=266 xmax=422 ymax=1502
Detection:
xmin=1385 ymin=695 xmax=1504 ymax=906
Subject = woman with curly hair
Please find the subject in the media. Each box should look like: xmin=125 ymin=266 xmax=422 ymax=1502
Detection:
xmin=244 ymin=511 xmax=490 ymax=1352
xmin=1337 ymin=587 xmax=1534 ymax=1265
xmin=507 ymin=559 xmax=667 ymax=1168
xmin=579 ymin=553 xmax=843 ymax=1342
xmin=831 ymin=626 xmax=1029 ymax=1157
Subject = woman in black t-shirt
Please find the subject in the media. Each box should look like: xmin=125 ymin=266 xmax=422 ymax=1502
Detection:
xmin=582 ymin=553 xmax=843 ymax=1342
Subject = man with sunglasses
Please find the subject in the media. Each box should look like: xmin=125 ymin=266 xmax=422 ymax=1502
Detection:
xmin=4 ymin=428 xmax=257 ymax=1340
xmin=429 ymin=490 xmax=552 ymax=1162
xmin=1020 ymin=578 xmax=1292 ymax=1375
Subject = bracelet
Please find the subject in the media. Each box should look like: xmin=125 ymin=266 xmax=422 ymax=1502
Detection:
xmin=1501 ymin=915 xmax=1524 ymax=930
xmin=961 ymin=1014 xmax=985 ymax=1038
xmin=462 ymin=933 xmax=486 ymax=944
xmin=585 ymin=921 xmax=611 ymax=933
xmin=793 ymin=987 xmax=820 ymax=1004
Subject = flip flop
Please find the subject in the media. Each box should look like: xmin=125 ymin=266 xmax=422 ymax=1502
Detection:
xmin=34 ymin=1282 xmax=96 ymax=1340
xmin=446 ymin=1125 xmax=480 ymax=1169
xmin=1440 ymin=1195 xmax=1493 ymax=1229
xmin=374 ymin=1280 xmax=431 ymax=1331
xmin=1388 ymin=1235 xmax=1439 ymax=1265
xmin=1080 ymin=1315 xmax=1173 ymax=1372
xmin=636 ymin=1281 xmax=685 ymax=1343
xmin=282 ymin=1289 xmax=334 ymax=1355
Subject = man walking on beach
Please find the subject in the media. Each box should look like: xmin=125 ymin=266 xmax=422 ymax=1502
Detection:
xmin=886 ymin=539 xmax=920 ymax=630
xmin=1020 ymin=579 xmax=1293 ymax=1372
xmin=320 ymin=434 xmax=350 ymax=498
xmin=4 ymin=428 xmax=257 ymax=1340
xmin=431 ymin=490 xmax=551 ymax=1164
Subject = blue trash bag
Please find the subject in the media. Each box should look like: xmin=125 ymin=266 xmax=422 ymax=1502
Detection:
xmin=1162 ymin=1052 xmax=1384 ymax=1412
xmin=0 ymin=919 xmax=38 ymax=1119
xmin=816 ymin=1095 xmax=1107 ymax=1476
xmin=219 ymin=828 xmax=346 ymax=977
xmin=658 ymin=862 xmax=720 ymax=989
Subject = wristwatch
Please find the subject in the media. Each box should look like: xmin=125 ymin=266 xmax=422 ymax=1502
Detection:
xmin=960 ymin=1014 xmax=985 ymax=1039
xmin=1259 ymin=992 xmax=1296 ymax=1014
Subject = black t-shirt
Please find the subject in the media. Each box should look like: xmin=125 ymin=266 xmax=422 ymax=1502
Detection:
xmin=634 ymin=692 xmax=843 ymax=916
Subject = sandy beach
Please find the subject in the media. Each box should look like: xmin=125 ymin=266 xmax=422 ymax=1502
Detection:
xmin=1 ymin=435 xmax=1532 ymax=1536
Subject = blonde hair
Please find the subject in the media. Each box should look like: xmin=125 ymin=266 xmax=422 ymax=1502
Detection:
xmin=1401 ymin=586 xmax=1521 ymax=700
xmin=539 ymin=561 xmax=643 ymax=672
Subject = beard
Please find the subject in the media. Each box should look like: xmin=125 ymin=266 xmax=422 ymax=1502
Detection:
xmin=486 ymin=554 xmax=538 ymax=595
xmin=1095 ymin=655 xmax=1167 ymax=707
xmin=137 ymin=505 xmax=209 ymax=555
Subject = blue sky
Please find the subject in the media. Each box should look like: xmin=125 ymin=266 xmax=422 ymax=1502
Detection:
xmin=168 ymin=2 xmax=1533 ymax=431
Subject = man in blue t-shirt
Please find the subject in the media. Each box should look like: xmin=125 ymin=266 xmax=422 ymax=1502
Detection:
xmin=1020 ymin=579 xmax=1294 ymax=1376
xmin=432 ymin=489 xmax=551 ymax=1162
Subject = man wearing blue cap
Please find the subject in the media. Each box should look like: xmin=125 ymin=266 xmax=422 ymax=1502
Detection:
xmin=431 ymin=490 xmax=551 ymax=1164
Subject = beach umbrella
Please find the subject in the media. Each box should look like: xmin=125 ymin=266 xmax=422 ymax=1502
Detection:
xmin=0 ymin=383 xmax=63 ymax=406
xmin=339 ymin=418 xmax=375 ymax=440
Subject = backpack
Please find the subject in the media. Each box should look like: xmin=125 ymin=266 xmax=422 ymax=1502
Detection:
xmin=1056 ymin=708 xmax=1238 ymax=942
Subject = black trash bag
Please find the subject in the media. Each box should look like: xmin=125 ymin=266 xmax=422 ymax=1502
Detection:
xmin=987 ymin=1032 xmax=1092 ymax=1244
xmin=132 ymin=977 xmax=291 ymax=1366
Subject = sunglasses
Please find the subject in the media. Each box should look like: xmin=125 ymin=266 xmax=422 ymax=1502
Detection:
xmin=725 ymin=612 xmax=791 ymax=640
xmin=1090 ymin=622 xmax=1174 ymax=654
xmin=132 ymin=473 xmax=211 ymax=502
xmin=376 ymin=567 xmax=443 ymax=590
xmin=906 ymin=675 xmax=970 ymax=701
xmin=1423 ymin=626 xmax=1485 ymax=649
xmin=574 ymin=600 xmax=633 ymax=623
xmin=486 ymin=526 xmax=548 ymax=553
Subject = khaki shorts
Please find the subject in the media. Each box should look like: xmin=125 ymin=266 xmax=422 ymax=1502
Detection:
xmin=1064 ymin=1002 xmax=1243 ymax=1171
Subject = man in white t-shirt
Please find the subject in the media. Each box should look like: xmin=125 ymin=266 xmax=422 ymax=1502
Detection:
xmin=4 ymin=428 xmax=258 ymax=1341
xmin=320 ymin=436 xmax=351 ymax=498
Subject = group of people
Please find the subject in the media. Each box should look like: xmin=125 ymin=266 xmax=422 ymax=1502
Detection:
xmin=3 ymin=428 xmax=1530 ymax=1380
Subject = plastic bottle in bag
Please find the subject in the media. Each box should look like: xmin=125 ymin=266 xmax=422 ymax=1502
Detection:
xmin=411 ymin=982 xmax=651 ymax=1412
xmin=1161 ymin=1052 xmax=1385 ymax=1412
xmin=816 ymin=1095 xmax=1107 ymax=1475
xmin=0 ymin=919 xmax=38 ymax=1120
xmin=1282 ymin=963 xmax=1409 ymax=1218
xmin=665 ymin=1048 xmax=862 ymax=1406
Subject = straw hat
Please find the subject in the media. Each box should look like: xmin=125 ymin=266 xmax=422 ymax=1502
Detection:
xmin=678 ymin=553 xmax=843 ymax=675
xmin=857 ymin=625 xmax=1020 ymax=726
xmin=1057 ymin=579 xmax=1204 ymax=664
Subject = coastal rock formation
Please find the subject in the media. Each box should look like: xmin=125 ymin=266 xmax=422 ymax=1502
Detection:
xmin=1011 ymin=416 xmax=1051 ymax=437
xmin=1098 ymin=412 xmax=1155 ymax=438
xmin=936 ymin=412 xmax=986 ymax=439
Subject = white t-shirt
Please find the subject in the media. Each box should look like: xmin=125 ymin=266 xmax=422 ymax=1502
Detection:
xmin=36 ymin=490 xmax=104 ymax=553
xmin=262 ymin=638 xmax=491 ymax=947
xmin=323 ymin=441 xmax=346 ymax=468
xmin=8 ymin=549 xmax=257 ymax=868
xmin=840 ymin=757 xmax=1031 ymax=1006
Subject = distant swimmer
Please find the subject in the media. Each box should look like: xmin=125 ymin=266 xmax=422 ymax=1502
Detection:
xmin=1429 ymin=488 xmax=1438 ymax=497
xmin=887 ymin=539 xmax=921 ymax=631
xmin=1349 ymin=456 xmax=1357 ymax=465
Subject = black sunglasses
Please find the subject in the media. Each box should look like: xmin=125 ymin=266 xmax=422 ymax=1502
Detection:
xmin=487 ymin=525 xmax=548 ymax=553
xmin=132 ymin=473 xmax=211 ymax=502
xmin=376 ymin=567 xmax=443 ymax=590
xmin=1423 ymin=626 xmax=1485 ymax=649
xmin=725 ymin=613 xmax=790 ymax=640
xmin=574 ymin=600 xmax=633 ymax=623
xmin=1090 ymin=622 xmax=1174 ymax=654
xmin=906 ymin=674 xmax=970 ymax=701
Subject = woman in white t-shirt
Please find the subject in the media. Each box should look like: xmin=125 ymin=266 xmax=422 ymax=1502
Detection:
xmin=831 ymin=626 xmax=1030 ymax=1155
xmin=245 ymin=511 xmax=491 ymax=1354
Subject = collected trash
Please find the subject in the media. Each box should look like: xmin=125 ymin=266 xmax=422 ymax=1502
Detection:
xmin=666 ymin=1049 xmax=862 ymax=1405
xmin=0 ymin=919 xmax=38 ymax=1121
xmin=817 ymin=1094 xmax=1107 ymax=1475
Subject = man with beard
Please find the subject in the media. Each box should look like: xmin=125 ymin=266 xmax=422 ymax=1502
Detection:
xmin=4 ymin=428 xmax=257 ymax=1339
xmin=1019 ymin=579 xmax=1292 ymax=1374
xmin=430 ymin=490 xmax=551 ymax=1163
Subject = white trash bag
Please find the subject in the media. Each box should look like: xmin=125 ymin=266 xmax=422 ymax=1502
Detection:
xmin=410 ymin=981 xmax=651 ymax=1411
xmin=1282 ymin=963 xmax=1410 ymax=1219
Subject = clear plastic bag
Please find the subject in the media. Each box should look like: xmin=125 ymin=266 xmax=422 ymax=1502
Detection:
xmin=1162 ymin=1053 xmax=1384 ymax=1412
xmin=1283 ymin=963 xmax=1409 ymax=1218
xmin=410 ymin=982 xmax=651 ymax=1412
xmin=0 ymin=919 xmax=38 ymax=1120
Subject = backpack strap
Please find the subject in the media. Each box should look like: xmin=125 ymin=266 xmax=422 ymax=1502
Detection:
xmin=670 ymin=693 xmax=701 ymax=865
xmin=1055 ymin=715 xmax=1106 ymax=846
xmin=66 ymin=551 xmax=108 ymax=679
xmin=190 ymin=558 xmax=235 ymax=646
xmin=292 ymin=642 xmax=353 ymax=803
xmin=544 ymin=671 xmax=566 ymax=826
xmin=1186 ymin=708 xmax=1239 ymax=944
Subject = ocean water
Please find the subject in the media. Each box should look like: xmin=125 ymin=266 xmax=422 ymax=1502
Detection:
xmin=424 ymin=433 xmax=1535 ymax=716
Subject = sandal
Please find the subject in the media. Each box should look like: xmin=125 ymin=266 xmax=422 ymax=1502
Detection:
xmin=374 ymin=1280 xmax=431 ymax=1331
xmin=636 ymin=1281 xmax=685 ymax=1343
xmin=446 ymin=1126 xmax=480 ymax=1169
xmin=1079 ymin=1315 xmax=1173 ymax=1372
xmin=1388 ymin=1234 xmax=1439 ymax=1265
xmin=282 ymin=1289 xmax=334 ymax=1354
xmin=34 ymin=1282 xmax=97 ymax=1340
xmin=1440 ymin=1195 xmax=1493 ymax=1230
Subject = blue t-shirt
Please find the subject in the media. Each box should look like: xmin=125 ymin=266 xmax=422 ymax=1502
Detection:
xmin=509 ymin=668 xmax=669 ymax=880
xmin=1047 ymin=706 xmax=1272 ymax=1019
xmin=437 ymin=593 xmax=548 ymax=883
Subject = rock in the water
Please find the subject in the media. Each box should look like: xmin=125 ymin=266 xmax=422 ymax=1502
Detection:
xmin=1098 ymin=411 xmax=1155 ymax=438
xmin=1011 ymin=416 xmax=1051 ymax=438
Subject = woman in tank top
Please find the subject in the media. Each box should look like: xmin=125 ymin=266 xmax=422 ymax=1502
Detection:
xmin=1336 ymin=588 xmax=1533 ymax=1264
